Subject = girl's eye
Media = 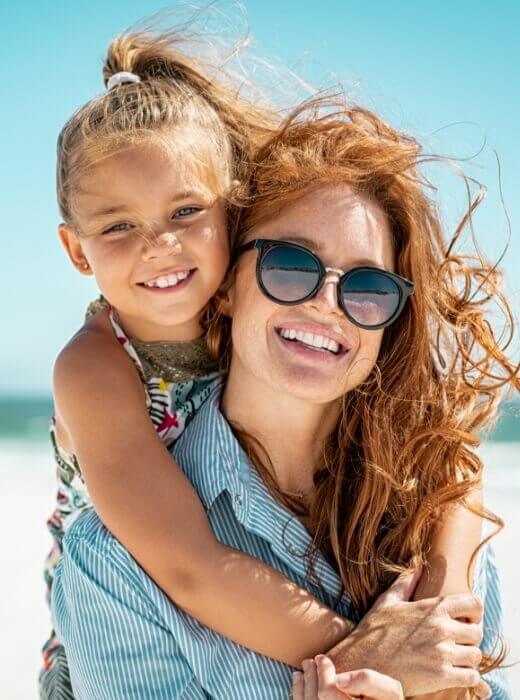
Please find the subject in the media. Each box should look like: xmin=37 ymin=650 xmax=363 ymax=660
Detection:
xmin=173 ymin=206 xmax=202 ymax=218
xmin=102 ymin=223 xmax=132 ymax=235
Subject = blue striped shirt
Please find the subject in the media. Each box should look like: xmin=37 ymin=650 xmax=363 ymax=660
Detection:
xmin=52 ymin=381 xmax=512 ymax=699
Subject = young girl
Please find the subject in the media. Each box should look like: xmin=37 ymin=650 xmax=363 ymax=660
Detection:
xmin=41 ymin=28 xmax=493 ymax=700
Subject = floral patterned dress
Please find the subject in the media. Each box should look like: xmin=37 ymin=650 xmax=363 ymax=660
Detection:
xmin=39 ymin=301 xmax=221 ymax=699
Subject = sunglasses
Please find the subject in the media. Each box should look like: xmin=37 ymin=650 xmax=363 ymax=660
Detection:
xmin=236 ymin=239 xmax=414 ymax=330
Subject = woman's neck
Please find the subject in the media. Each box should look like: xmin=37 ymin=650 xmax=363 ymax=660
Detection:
xmin=221 ymin=357 xmax=341 ymax=496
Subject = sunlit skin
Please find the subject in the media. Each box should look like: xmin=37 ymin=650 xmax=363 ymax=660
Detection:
xmin=222 ymin=184 xmax=395 ymax=496
xmin=58 ymin=142 xmax=230 ymax=341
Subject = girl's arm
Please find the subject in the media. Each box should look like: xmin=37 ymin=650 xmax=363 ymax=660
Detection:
xmin=408 ymin=489 xmax=485 ymax=700
xmin=54 ymin=312 xmax=353 ymax=669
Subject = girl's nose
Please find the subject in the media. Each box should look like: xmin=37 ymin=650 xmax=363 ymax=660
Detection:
xmin=142 ymin=231 xmax=182 ymax=260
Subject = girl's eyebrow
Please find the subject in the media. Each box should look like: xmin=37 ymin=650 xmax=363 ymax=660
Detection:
xmin=89 ymin=191 xmax=203 ymax=220
xmin=90 ymin=204 xmax=129 ymax=219
xmin=170 ymin=190 xmax=202 ymax=202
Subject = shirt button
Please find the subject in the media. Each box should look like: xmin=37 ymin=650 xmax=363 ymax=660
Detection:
xmin=234 ymin=494 xmax=243 ymax=506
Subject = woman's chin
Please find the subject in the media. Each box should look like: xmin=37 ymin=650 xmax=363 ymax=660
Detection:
xmin=267 ymin=333 xmax=352 ymax=402
xmin=270 ymin=362 xmax=347 ymax=404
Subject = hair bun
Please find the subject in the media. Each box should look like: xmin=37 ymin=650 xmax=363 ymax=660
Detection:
xmin=106 ymin=71 xmax=141 ymax=91
xmin=102 ymin=31 xmax=194 ymax=89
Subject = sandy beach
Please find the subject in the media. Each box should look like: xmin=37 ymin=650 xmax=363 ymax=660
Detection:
xmin=1 ymin=440 xmax=519 ymax=698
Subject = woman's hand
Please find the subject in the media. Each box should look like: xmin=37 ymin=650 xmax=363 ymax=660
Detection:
xmin=291 ymin=655 xmax=404 ymax=700
xmin=326 ymin=570 xmax=486 ymax=696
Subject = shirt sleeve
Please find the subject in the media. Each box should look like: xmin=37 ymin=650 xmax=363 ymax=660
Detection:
xmin=52 ymin=512 xmax=210 ymax=700
xmin=473 ymin=542 xmax=513 ymax=699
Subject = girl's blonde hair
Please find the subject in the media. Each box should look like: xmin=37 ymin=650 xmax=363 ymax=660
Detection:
xmin=57 ymin=28 xmax=277 ymax=227
xmin=208 ymin=95 xmax=519 ymax=680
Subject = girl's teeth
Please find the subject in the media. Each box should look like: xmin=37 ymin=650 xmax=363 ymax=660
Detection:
xmin=279 ymin=329 xmax=341 ymax=353
xmin=144 ymin=271 xmax=190 ymax=288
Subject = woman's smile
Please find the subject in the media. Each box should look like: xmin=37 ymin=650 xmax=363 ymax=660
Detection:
xmin=274 ymin=321 xmax=351 ymax=363
xmin=226 ymin=184 xmax=393 ymax=404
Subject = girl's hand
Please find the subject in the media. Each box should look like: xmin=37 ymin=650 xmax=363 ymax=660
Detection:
xmin=291 ymin=655 xmax=404 ymax=700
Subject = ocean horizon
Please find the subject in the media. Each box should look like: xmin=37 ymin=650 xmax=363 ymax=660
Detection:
xmin=1 ymin=395 xmax=518 ymax=443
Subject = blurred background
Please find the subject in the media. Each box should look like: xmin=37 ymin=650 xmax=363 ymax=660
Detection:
xmin=0 ymin=1 xmax=518 ymax=697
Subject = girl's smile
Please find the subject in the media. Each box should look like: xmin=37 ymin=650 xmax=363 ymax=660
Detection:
xmin=59 ymin=141 xmax=230 ymax=342
xmin=138 ymin=268 xmax=196 ymax=291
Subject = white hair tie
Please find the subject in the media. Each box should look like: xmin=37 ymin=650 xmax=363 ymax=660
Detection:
xmin=107 ymin=71 xmax=141 ymax=91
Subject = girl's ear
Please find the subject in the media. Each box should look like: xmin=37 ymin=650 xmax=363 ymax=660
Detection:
xmin=58 ymin=224 xmax=93 ymax=275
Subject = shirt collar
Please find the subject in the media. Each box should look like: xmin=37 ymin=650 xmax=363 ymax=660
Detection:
xmin=171 ymin=378 xmax=352 ymax=615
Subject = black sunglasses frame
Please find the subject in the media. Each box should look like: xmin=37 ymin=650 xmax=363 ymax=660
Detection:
xmin=236 ymin=238 xmax=415 ymax=330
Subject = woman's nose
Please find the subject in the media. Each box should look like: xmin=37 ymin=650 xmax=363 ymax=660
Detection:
xmin=141 ymin=231 xmax=182 ymax=260
xmin=306 ymin=274 xmax=342 ymax=316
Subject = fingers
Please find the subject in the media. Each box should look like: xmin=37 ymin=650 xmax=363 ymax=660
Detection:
xmin=443 ymin=593 xmax=484 ymax=624
xmin=474 ymin=679 xmax=492 ymax=700
xmin=292 ymin=656 xmax=352 ymax=699
xmin=335 ymin=668 xmax=404 ymax=700
xmin=449 ymin=620 xmax=483 ymax=646
xmin=316 ymin=655 xmax=353 ymax=698
xmin=376 ymin=566 xmax=423 ymax=606
xmin=302 ymin=659 xmax=319 ymax=700
xmin=315 ymin=655 xmax=405 ymax=700
xmin=450 ymin=642 xmax=482 ymax=669
xmin=292 ymin=670 xmax=304 ymax=700
xmin=316 ymin=655 xmax=337 ymax=689
xmin=446 ymin=667 xmax=482 ymax=689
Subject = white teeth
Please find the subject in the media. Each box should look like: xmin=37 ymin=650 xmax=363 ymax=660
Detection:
xmin=143 ymin=271 xmax=190 ymax=288
xmin=279 ymin=329 xmax=341 ymax=354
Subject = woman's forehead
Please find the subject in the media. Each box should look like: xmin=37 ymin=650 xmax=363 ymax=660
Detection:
xmin=250 ymin=184 xmax=394 ymax=270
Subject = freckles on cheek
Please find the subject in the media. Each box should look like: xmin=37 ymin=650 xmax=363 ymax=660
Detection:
xmin=358 ymin=328 xmax=383 ymax=358
xmin=200 ymin=223 xmax=221 ymax=241
xmin=232 ymin=283 xmax=269 ymax=346
xmin=199 ymin=221 xmax=228 ymax=249
xmin=197 ymin=224 xmax=230 ymax=266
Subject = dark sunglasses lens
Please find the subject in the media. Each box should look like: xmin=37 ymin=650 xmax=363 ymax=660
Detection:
xmin=341 ymin=270 xmax=401 ymax=326
xmin=260 ymin=245 xmax=321 ymax=302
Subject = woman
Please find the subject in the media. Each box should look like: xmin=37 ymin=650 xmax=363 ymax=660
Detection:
xmin=52 ymin=99 xmax=516 ymax=699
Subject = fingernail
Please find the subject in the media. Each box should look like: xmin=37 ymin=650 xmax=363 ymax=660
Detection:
xmin=314 ymin=654 xmax=328 ymax=665
xmin=336 ymin=672 xmax=353 ymax=687
xmin=292 ymin=671 xmax=303 ymax=683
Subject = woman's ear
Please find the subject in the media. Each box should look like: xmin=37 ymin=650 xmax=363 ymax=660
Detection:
xmin=215 ymin=270 xmax=237 ymax=318
xmin=58 ymin=224 xmax=93 ymax=275
xmin=216 ymin=287 xmax=234 ymax=318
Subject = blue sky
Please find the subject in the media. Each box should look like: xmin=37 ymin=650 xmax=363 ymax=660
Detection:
xmin=2 ymin=0 xmax=519 ymax=395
